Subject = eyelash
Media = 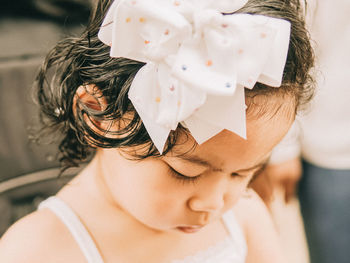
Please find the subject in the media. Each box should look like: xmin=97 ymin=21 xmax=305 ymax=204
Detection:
xmin=167 ymin=166 xmax=200 ymax=184
xmin=167 ymin=166 xmax=248 ymax=184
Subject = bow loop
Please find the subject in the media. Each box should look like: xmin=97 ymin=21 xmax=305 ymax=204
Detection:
xmin=99 ymin=0 xmax=192 ymax=62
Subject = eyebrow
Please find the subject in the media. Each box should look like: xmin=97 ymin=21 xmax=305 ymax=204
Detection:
xmin=177 ymin=155 xmax=270 ymax=174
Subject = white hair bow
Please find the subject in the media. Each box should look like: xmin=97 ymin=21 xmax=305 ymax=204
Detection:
xmin=98 ymin=0 xmax=291 ymax=153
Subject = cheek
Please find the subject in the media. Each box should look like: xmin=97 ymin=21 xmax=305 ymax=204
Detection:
xmin=111 ymin=168 xmax=186 ymax=213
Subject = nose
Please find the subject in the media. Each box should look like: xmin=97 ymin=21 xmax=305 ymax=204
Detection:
xmin=188 ymin=193 xmax=225 ymax=213
xmin=187 ymin=176 xmax=227 ymax=214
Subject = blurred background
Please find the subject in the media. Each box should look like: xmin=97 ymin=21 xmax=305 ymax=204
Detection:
xmin=0 ymin=0 xmax=93 ymax=236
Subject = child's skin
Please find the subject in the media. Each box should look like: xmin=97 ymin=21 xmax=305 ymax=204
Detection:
xmin=0 ymin=86 xmax=293 ymax=262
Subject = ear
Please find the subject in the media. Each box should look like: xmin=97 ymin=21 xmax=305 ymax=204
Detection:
xmin=75 ymin=84 xmax=107 ymax=109
xmin=74 ymin=84 xmax=110 ymax=133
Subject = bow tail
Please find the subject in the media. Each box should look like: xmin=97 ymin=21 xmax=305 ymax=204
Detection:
xmin=128 ymin=63 xmax=171 ymax=153
xmin=135 ymin=108 xmax=171 ymax=154
xmin=184 ymin=117 xmax=224 ymax=144
xmin=184 ymin=85 xmax=247 ymax=144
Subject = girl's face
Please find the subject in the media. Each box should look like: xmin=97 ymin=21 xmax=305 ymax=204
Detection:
xmin=97 ymin=98 xmax=294 ymax=233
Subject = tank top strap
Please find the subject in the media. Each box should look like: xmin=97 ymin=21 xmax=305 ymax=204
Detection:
xmin=38 ymin=196 xmax=104 ymax=263
xmin=221 ymin=209 xmax=247 ymax=258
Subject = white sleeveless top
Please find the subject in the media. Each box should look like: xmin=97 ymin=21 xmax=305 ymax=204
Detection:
xmin=38 ymin=196 xmax=247 ymax=263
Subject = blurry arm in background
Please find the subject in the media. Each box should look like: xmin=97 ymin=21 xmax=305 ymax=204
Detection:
xmin=251 ymin=120 xmax=311 ymax=263
xmin=251 ymin=121 xmax=302 ymax=204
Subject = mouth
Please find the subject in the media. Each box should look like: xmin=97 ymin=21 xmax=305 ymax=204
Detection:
xmin=176 ymin=225 xmax=204 ymax=234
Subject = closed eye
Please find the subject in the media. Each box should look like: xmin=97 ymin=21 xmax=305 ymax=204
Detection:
xmin=231 ymin=172 xmax=246 ymax=178
xmin=167 ymin=165 xmax=201 ymax=184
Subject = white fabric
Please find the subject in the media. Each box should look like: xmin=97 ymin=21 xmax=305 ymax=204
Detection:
xmin=173 ymin=209 xmax=247 ymax=263
xmin=98 ymin=0 xmax=291 ymax=153
xmin=271 ymin=0 xmax=350 ymax=169
xmin=38 ymin=197 xmax=104 ymax=263
xmin=38 ymin=196 xmax=246 ymax=263
xmin=300 ymin=0 xmax=350 ymax=169
xmin=221 ymin=209 xmax=247 ymax=261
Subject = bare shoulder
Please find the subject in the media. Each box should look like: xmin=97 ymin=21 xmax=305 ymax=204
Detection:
xmin=233 ymin=189 xmax=287 ymax=263
xmin=0 ymin=208 xmax=82 ymax=263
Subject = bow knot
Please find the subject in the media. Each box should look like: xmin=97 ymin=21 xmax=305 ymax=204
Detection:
xmin=98 ymin=0 xmax=291 ymax=153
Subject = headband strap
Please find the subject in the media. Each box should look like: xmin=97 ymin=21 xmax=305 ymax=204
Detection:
xmin=98 ymin=0 xmax=291 ymax=153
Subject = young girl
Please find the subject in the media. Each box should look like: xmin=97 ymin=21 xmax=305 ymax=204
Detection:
xmin=0 ymin=0 xmax=314 ymax=262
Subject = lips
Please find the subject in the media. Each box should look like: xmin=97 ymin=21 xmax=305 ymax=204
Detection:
xmin=176 ymin=225 xmax=204 ymax=234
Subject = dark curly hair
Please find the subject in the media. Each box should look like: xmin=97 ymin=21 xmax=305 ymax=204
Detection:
xmin=33 ymin=0 xmax=314 ymax=172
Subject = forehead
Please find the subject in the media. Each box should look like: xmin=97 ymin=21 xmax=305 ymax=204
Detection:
xmin=170 ymin=97 xmax=294 ymax=170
